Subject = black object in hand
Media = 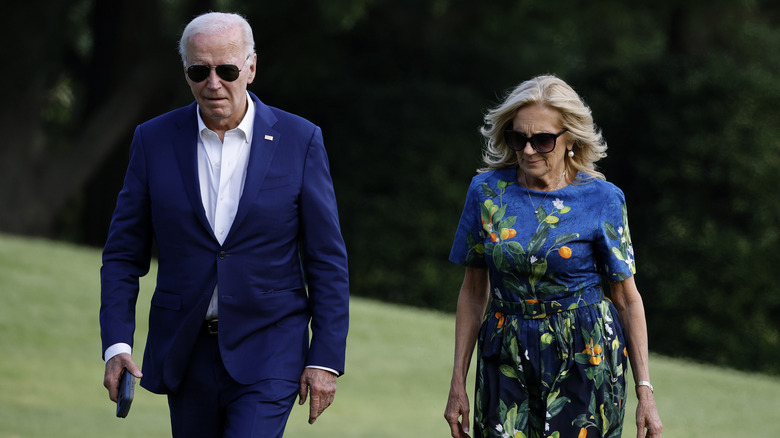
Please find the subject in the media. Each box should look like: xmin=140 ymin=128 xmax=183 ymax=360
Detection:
xmin=116 ymin=368 xmax=135 ymax=418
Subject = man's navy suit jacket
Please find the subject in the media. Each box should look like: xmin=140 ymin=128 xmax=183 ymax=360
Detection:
xmin=100 ymin=92 xmax=349 ymax=394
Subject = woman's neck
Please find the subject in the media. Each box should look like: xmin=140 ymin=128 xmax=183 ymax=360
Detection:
xmin=518 ymin=168 xmax=569 ymax=191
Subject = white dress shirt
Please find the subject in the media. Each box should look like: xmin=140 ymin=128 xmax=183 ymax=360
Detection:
xmin=105 ymin=93 xmax=336 ymax=375
xmin=199 ymin=93 xmax=255 ymax=320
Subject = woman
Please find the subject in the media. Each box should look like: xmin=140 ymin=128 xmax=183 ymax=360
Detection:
xmin=444 ymin=75 xmax=662 ymax=438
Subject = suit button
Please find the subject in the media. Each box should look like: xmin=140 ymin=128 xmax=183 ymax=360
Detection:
xmin=218 ymin=251 xmax=226 ymax=259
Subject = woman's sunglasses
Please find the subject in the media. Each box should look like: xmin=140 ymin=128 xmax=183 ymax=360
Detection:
xmin=503 ymin=128 xmax=568 ymax=153
xmin=186 ymin=55 xmax=251 ymax=83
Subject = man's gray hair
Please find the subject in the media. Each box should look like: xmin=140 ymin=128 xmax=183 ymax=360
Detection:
xmin=178 ymin=12 xmax=255 ymax=66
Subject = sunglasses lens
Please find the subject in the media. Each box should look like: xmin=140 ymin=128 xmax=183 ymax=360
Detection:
xmin=503 ymin=131 xmax=559 ymax=153
xmin=504 ymin=131 xmax=526 ymax=151
xmin=187 ymin=66 xmax=210 ymax=82
xmin=215 ymin=65 xmax=240 ymax=82
xmin=186 ymin=64 xmax=242 ymax=82
xmin=533 ymin=134 xmax=556 ymax=153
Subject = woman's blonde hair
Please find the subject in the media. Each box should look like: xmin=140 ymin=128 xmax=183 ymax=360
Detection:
xmin=479 ymin=75 xmax=607 ymax=181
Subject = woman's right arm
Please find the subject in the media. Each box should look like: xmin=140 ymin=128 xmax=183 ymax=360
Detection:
xmin=444 ymin=266 xmax=490 ymax=438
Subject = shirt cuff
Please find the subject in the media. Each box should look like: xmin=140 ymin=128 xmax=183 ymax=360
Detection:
xmin=104 ymin=343 xmax=132 ymax=363
xmin=305 ymin=365 xmax=340 ymax=376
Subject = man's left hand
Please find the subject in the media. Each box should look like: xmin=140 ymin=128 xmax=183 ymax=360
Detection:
xmin=298 ymin=368 xmax=338 ymax=424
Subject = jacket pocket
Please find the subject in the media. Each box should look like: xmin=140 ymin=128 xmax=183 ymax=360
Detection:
xmin=151 ymin=290 xmax=182 ymax=310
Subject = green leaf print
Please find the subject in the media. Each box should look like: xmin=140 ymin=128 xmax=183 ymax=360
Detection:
xmin=480 ymin=203 xmax=492 ymax=228
xmin=536 ymin=282 xmax=576 ymax=296
xmin=552 ymin=233 xmax=578 ymax=247
xmin=505 ymin=402 xmax=518 ymax=428
xmin=589 ymin=391 xmax=597 ymax=411
xmin=604 ymin=221 xmax=619 ymax=240
xmin=499 ymin=216 xmax=517 ymax=230
xmin=573 ymin=413 xmax=590 ymax=428
xmin=508 ymin=334 xmax=521 ymax=359
xmin=518 ymin=399 xmax=530 ymax=431
xmin=611 ymin=272 xmax=631 ymax=281
xmin=528 ymin=226 xmax=549 ymax=255
xmin=500 ymin=364 xmax=518 ymax=379
xmin=547 ymin=390 xmax=571 ymax=418
xmin=606 ymin=208 xmax=637 ymax=278
xmin=540 ymin=332 xmax=554 ymax=350
xmin=485 ymin=242 xmax=495 ymax=258
xmin=498 ymin=399 xmax=509 ymax=424
xmin=493 ymin=243 xmax=507 ymax=271
xmin=594 ymin=368 xmax=605 ymax=389
xmin=534 ymin=206 xmax=547 ymax=222
xmin=481 ymin=183 xmax=498 ymax=198
xmin=529 ymin=259 xmax=547 ymax=287
xmin=503 ymin=276 xmax=529 ymax=295
xmin=600 ymin=404 xmax=610 ymax=434
xmin=575 ymin=352 xmax=592 ymax=365
xmin=536 ymin=283 xmax=568 ymax=297
xmin=493 ymin=204 xmax=507 ymax=224
xmin=506 ymin=241 xmax=525 ymax=256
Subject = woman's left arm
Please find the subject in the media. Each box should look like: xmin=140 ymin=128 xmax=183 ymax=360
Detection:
xmin=609 ymin=276 xmax=663 ymax=438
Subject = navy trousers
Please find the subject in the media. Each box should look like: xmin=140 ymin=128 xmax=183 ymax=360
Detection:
xmin=167 ymin=327 xmax=299 ymax=438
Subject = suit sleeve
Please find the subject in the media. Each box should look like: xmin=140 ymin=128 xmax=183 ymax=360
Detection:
xmin=299 ymin=126 xmax=349 ymax=375
xmin=99 ymin=125 xmax=154 ymax=357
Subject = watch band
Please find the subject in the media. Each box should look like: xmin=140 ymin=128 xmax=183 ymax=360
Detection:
xmin=636 ymin=380 xmax=654 ymax=393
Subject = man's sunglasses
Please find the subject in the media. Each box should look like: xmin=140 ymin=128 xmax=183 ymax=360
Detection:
xmin=503 ymin=128 xmax=568 ymax=153
xmin=186 ymin=55 xmax=251 ymax=83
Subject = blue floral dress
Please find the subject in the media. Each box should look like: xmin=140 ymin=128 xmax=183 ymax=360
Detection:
xmin=449 ymin=167 xmax=635 ymax=438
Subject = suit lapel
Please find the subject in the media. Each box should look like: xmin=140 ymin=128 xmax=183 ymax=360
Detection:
xmin=172 ymin=103 xmax=215 ymax=240
xmin=227 ymin=93 xmax=280 ymax=242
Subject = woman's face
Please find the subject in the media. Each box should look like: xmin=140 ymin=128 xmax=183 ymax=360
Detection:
xmin=511 ymin=103 xmax=572 ymax=186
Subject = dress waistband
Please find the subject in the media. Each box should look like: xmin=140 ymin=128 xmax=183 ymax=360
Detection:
xmin=489 ymin=286 xmax=605 ymax=320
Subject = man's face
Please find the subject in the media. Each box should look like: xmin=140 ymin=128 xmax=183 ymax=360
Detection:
xmin=184 ymin=27 xmax=256 ymax=132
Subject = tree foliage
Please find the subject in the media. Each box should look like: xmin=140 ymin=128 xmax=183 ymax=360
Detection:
xmin=4 ymin=0 xmax=780 ymax=374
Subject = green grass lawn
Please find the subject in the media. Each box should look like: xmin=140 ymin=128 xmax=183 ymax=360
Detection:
xmin=1 ymin=233 xmax=779 ymax=437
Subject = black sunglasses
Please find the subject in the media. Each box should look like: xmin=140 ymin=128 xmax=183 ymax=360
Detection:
xmin=503 ymin=128 xmax=568 ymax=153
xmin=186 ymin=55 xmax=251 ymax=83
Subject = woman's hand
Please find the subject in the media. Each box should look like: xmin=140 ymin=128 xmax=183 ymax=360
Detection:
xmin=444 ymin=381 xmax=471 ymax=438
xmin=445 ymin=267 xmax=488 ymax=438
xmin=636 ymin=387 xmax=663 ymax=437
xmin=610 ymin=277 xmax=663 ymax=437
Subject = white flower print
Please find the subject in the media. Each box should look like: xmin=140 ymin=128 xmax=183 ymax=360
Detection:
xmin=530 ymin=255 xmax=538 ymax=264
xmin=553 ymin=198 xmax=564 ymax=210
xmin=494 ymin=424 xmax=510 ymax=438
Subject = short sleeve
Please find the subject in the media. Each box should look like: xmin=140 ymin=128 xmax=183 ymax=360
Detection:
xmin=595 ymin=185 xmax=636 ymax=281
xmin=449 ymin=178 xmax=488 ymax=268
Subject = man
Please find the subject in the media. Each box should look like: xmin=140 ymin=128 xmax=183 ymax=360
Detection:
xmin=100 ymin=12 xmax=349 ymax=437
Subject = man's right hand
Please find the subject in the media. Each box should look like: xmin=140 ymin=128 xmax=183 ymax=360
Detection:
xmin=103 ymin=353 xmax=143 ymax=402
